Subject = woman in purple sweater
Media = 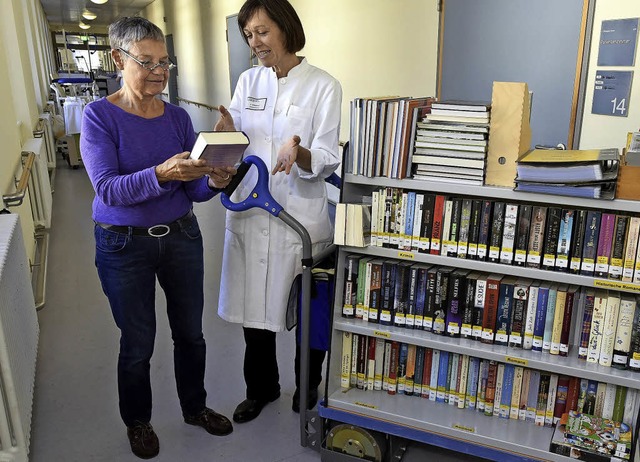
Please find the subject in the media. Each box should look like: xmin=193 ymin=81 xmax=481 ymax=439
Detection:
xmin=81 ymin=17 xmax=234 ymax=460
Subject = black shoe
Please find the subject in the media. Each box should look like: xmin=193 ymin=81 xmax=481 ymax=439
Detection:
xmin=292 ymin=388 xmax=319 ymax=413
xmin=184 ymin=407 xmax=233 ymax=436
xmin=232 ymin=391 xmax=281 ymax=423
xmin=127 ymin=422 xmax=159 ymax=459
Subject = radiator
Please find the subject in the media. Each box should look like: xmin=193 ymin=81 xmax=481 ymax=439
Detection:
xmin=0 ymin=214 xmax=40 ymax=461
xmin=35 ymin=113 xmax=57 ymax=170
xmin=22 ymin=138 xmax=52 ymax=230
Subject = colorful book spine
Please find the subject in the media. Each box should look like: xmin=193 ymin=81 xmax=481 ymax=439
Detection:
xmin=532 ymin=284 xmax=550 ymax=352
xmin=446 ymin=269 xmax=468 ymax=337
xmin=484 ymin=360 xmax=498 ymax=416
xmin=429 ymin=349 xmax=440 ymax=401
xmin=419 ymin=193 xmax=435 ymax=253
xmin=340 ymin=332 xmax=353 ymax=389
xmin=495 ymin=277 xmax=516 ymax=346
xmin=580 ymin=210 xmax=602 ymax=276
xmin=587 ymin=291 xmax=608 ymax=364
xmin=523 ymin=282 xmax=540 ymax=350
xmin=518 ymin=368 xmax=530 ymax=420
xmin=440 ymin=199 xmax=454 ymax=257
xmin=492 ymin=362 xmax=505 ymax=418
xmin=526 ymin=370 xmax=540 ymax=423
xmin=350 ymin=334 xmax=359 ymax=387
xmin=535 ymin=373 xmax=550 ymax=426
xmin=410 ymin=193 xmax=424 ymax=253
xmin=422 ymin=348 xmax=433 ymax=398
xmin=382 ymin=339 xmax=391 ymax=391
xmin=599 ymin=293 xmax=621 ymax=367
xmin=481 ymin=274 xmax=503 ymax=344
xmin=366 ymin=335 xmax=376 ymax=390
xmin=368 ymin=259 xmax=383 ymax=323
xmin=499 ymin=364 xmax=514 ymax=419
xmin=342 ymin=254 xmax=360 ymax=317
xmin=582 ymin=380 xmax=598 ymax=415
xmin=423 ymin=267 xmax=438 ymax=332
xmin=608 ymin=215 xmax=629 ymax=280
xmin=467 ymin=199 xmax=483 ymax=260
xmin=387 ymin=340 xmax=400 ymax=395
xmin=508 ymin=279 xmax=529 ymax=348
xmin=402 ymin=191 xmax=416 ymax=251
xmin=436 ymin=351 xmax=449 ymax=403
xmin=392 ymin=261 xmax=412 ymax=327
xmin=514 ymin=204 xmax=532 ymax=267
xmin=477 ymin=359 xmax=488 ymax=413
xmin=569 ymin=209 xmax=587 ymax=274
xmin=476 ymin=200 xmax=492 ymax=261
xmin=404 ymin=344 xmax=416 ymax=395
xmin=559 ymin=286 xmax=578 ymax=356
xmin=472 ymin=275 xmax=488 ymax=341
xmin=554 ymin=375 xmax=570 ymax=424
xmin=488 ymin=202 xmax=505 ymax=263
xmin=457 ymin=198 xmax=473 ymax=259
xmin=578 ymin=289 xmax=596 ymax=360
xmin=565 ymin=376 xmax=580 ymax=415
xmin=432 ymin=267 xmax=453 ymax=335
xmin=612 ymin=296 xmax=637 ymax=369
xmin=595 ymin=213 xmax=616 ymax=278
xmin=542 ymin=207 xmax=562 ymax=271
xmin=465 ymin=356 xmax=480 ymax=410
xmin=526 ymin=206 xmax=547 ymax=269
xmin=554 ymin=209 xmax=575 ymax=272
xmin=356 ymin=257 xmax=371 ymax=321
xmin=622 ymin=216 xmax=640 ymax=282
xmin=612 ymin=385 xmax=627 ymax=423
xmin=542 ymin=284 xmax=558 ymax=353
xmin=430 ymin=194 xmax=446 ymax=255
xmin=499 ymin=203 xmax=519 ymax=265
xmin=447 ymin=353 xmax=459 ymax=405
xmin=544 ymin=374 xmax=558 ymax=427
xmin=461 ymin=272 xmax=478 ymax=338
xmin=448 ymin=198 xmax=462 ymax=257
xmin=374 ymin=337 xmax=385 ymax=390
xmin=550 ymin=284 xmax=568 ymax=355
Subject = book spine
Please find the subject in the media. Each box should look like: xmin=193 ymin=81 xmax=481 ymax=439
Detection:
xmin=368 ymin=261 xmax=382 ymax=323
xmin=532 ymin=286 xmax=549 ymax=352
xmin=423 ymin=268 xmax=438 ymax=332
xmin=526 ymin=370 xmax=541 ymax=423
xmin=576 ymin=378 xmax=589 ymax=414
xmin=508 ymin=282 xmax=528 ymax=348
xmin=356 ymin=257 xmax=369 ymax=321
xmin=419 ymin=194 xmax=435 ymax=253
xmin=578 ymin=291 xmax=595 ymax=360
xmin=554 ymin=375 xmax=570 ymax=424
xmin=593 ymin=381 xmax=607 ymax=417
xmin=467 ymin=199 xmax=483 ymax=259
xmin=488 ymin=202 xmax=505 ymax=263
xmin=350 ymin=334 xmax=359 ymax=387
xmin=374 ymin=337 xmax=385 ymax=390
xmin=535 ymin=374 xmax=550 ymax=426
xmin=559 ymin=287 xmax=576 ymax=356
xmin=599 ymin=294 xmax=620 ymax=367
xmin=582 ymin=380 xmax=598 ymax=415
xmin=340 ymin=332 xmax=353 ymax=389
xmin=587 ymin=293 xmax=608 ymax=364
xmin=608 ymin=215 xmax=629 ymax=280
xmin=405 ymin=265 xmax=418 ymax=329
xmin=477 ymin=360 xmax=488 ymax=413
xmin=436 ymin=351 xmax=449 ymax=403
xmin=461 ymin=275 xmax=476 ymax=338
xmin=366 ymin=334 xmax=376 ymax=390
xmin=612 ymin=296 xmax=637 ymax=369
xmin=484 ymin=360 xmax=498 ymax=416
xmin=382 ymin=187 xmax=393 ymax=248
xmin=523 ymin=283 xmax=539 ymax=350
xmin=569 ymin=209 xmax=587 ymax=274
xmin=542 ymin=207 xmax=562 ymax=271
xmin=481 ymin=276 xmax=502 ymax=344
xmin=422 ymin=348 xmax=433 ymax=398
xmin=413 ymin=346 xmax=424 ymax=396
xmin=432 ymin=268 xmax=451 ymax=335
xmin=496 ymin=363 xmax=510 ymax=418
xmin=447 ymin=353 xmax=458 ymax=405
xmin=565 ymin=376 xmax=580 ymax=414
xmin=519 ymin=368 xmax=530 ymax=420
xmin=457 ymin=198 xmax=473 ymax=259
xmin=500 ymin=204 xmax=519 ymax=265
xmin=550 ymin=286 xmax=568 ymax=355
xmin=510 ymin=366 xmax=524 ymax=419
xmin=403 ymin=344 xmax=416 ymax=395
xmin=342 ymin=255 xmax=359 ymax=317
xmin=410 ymin=193 xmax=424 ymax=253
xmin=447 ymin=198 xmax=462 ymax=257
xmin=526 ymin=206 xmax=547 ymax=269
xmin=430 ymin=195 xmax=446 ymax=255
xmin=628 ymin=296 xmax=640 ymax=371
xmin=542 ymin=286 xmax=558 ymax=353
xmin=595 ymin=213 xmax=616 ymax=278
xmin=392 ymin=263 xmax=410 ymax=328
xmin=581 ymin=210 xmax=602 ymax=276
xmin=414 ymin=266 xmax=428 ymax=329
xmin=514 ymin=204 xmax=532 ymax=266
xmin=440 ymin=199 xmax=453 ymax=256
xmin=622 ymin=216 xmax=640 ymax=282
xmin=612 ymin=385 xmax=627 ymax=423
xmin=382 ymin=339 xmax=391 ymax=391
xmin=555 ymin=209 xmax=574 ymax=272
xmin=601 ymin=382 xmax=617 ymax=420
xmin=465 ymin=356 xmax=480 ymax=410
xmin=387 ymin=341 xmax=399 ymax=395
xmin=495 ymin=280 xmax=514 ymax=346
xmin=446 ymin=272 xmax=465 ymax=337
xmin=379 ymin=261 xmax=397 ymax=325
xmin=356 ymin=335 xmax=367 ymax=389
xmin=402 ymin=192 xmax=416 ymax=251
xmin=376 ymin=187 xmax=386 ymax=247
xmin=392 ymin=190 xmax=404 ymax=249
xmin=429 ymin=349 xmax=440 ymax=401
xmin=472 ymin=276 xmax=487 ymax=341
xmin=476 ymin=200 xmax=492 ymax=261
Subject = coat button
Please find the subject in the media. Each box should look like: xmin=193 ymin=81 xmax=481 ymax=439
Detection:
xmin=262 ymin=229 xmax=268 ymax=236
xmin=265 ymin=136 xmax=271 ymax=142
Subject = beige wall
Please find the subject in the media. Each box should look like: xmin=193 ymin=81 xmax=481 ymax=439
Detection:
xmin=579 ymin=0 xmax=640 ymax=150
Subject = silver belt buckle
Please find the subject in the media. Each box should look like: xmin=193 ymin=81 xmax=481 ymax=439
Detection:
xmin=148 ymin=224 xmax=171 ymax=237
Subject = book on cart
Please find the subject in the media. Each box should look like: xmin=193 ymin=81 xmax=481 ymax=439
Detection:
xmin=189 ymin=130 xmax=249 ymax=167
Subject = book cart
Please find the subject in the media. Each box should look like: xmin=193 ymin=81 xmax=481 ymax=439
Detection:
xmin=316 ymin=173 xmax=640 ymax=462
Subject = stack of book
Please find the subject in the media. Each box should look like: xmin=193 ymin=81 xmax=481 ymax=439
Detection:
xmin=347 ymin=96 xmax=435 ymax=179
xmin=334 ymin=201 xmax=372 ymax=247
xmin=515 ymin=148 xmax=620 ymax=199
xmin=410 ymin=100 xmax=490 ymax=185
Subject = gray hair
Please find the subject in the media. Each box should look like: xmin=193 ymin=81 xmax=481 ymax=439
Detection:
xmin=108 ymin=17 xmax=165 ymax=51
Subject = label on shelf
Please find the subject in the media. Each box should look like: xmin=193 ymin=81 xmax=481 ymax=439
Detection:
xmin=468 ymin=244 xmax=477 ymax=257
xmin=373 ymin=330 xmax=391 ymax=339
xmin=578 ymin=346 xmax=588 ymax=357
xmin=458 ymin=242 xmax=468 ymax=255
xmin=461 ymin=324 xmax=472 ymax=336
xmin=343 ymin=306 xmax=354 ymax=316
xmin=477 ymin=244 xmax=487 ymax=259
xmin=481 ymin=329 xmax=494 ymax=341
xmin=390 ymin=235 xmax=400 ymax=247
xmin=355 ymin=306 xmax=364 ymax=318
xmin=514 ymin=250 xmax=526 ymax=263
xmin=500 ymin=249 xmax=513 ymax=262
xmin=405 ymin=314 xmax=415 ymax=327
xmin=527 ymin=251 xmax=540 ymax=265
xmin=532 ymin=336 xmax=543 ymax=349
xmin=424 ymin=318 xmax=433 ymax=330
xmin=570 ymin=258 xmax=581 ymax=271
xmin=451 ymin=423 xmax=476 ymax=433
xmin=495 ymin=331 xmax=508 ymax=343
xmin=419 ymin=237 xmax=430 ymax=251
xmin=508 ymin=334 xmax=522 ymax=345
xmin=431 ymin=238 xmax=441 ymax=252
xmin=447 ymin=322 xmax=460 ymax=335
xmin=543 ymin=255 xmax=555 ymax=267
xmin=354 ymin=401 xmax=378 ymax=410
xmin=593 ymin=279 xmax=640 ymax=294
xmin=609 ymin=263 xmax=623 ymax=278
xmin=489 ymin=247 xmax=500 ymax=259
xmin=555 ymin=255 xmax=568 ymax=268
xmin=472 ymin=326 xmax=482 ymax=339
xmin=415 ymin=315 xmax=423 ymax=328
xmin=394 ymin=313 xmax=406 ymax=325
xmin=630 ymin=358 xmax=640 ymax=369
xmin=379 ymin=311 xmax=391 ymax=323
xmin=368 ymin=308 xmax=378 ymax=321
xmin=398 ymin=251 xmax=414 ymax=260
xmin=560 ymin=344 xmax=568 ymax=354
xmin=505 ymin=356 xmax=528 ymax=367
xmin=595 ymin=257 xmax=609 ymax=273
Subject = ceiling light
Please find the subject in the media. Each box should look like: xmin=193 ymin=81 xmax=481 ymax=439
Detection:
xmin=79 ymin=22 xmax=91 ymax=30
xmin=82 ymin=10 xmax=97 ymax=20
xmin=90 ymin=0 xmax=108 ymax=4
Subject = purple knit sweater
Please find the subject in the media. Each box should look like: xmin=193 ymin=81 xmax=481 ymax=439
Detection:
xmin=81 ymin=98 xmax=217 ymax=227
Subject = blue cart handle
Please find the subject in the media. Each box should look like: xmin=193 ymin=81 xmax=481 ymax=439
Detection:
xmin=220 ymin=155 xmax=284 ymax=217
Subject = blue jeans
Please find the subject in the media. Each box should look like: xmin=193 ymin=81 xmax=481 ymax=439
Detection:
xmin=94 ymin=214 xmax=206 ymax=427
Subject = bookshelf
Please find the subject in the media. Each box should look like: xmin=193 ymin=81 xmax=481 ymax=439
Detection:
xmin=320 ymin=177 xmax=640 ymax=461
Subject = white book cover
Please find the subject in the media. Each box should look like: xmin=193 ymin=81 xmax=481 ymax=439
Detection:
xmin=340 ymin=332 xmax=352 ymax=389
xmin=523 ymin=283 xmax=540 ymax=349
xmin=613 ymin=297 xmax=636 ymax=367
xmin=544 ymin=374 xmax=558 ymax=427
xmin=493 ymin=364 xmax=505 ymax=418
xmin=623 ymin=216 xmax=640 ymax=282
xmin=374 ymin=338 xmax=385 ymax=390
xmin=429 ymin=350 xmax=440 ymax=401
xmin=601 ymin=382 xmax=617 ymax=420
xmin=599 ymin=293 xmax=621 ymax=367
xmin=411 ymin=193 xmax=424 ymax=252
xmin=587 ymin=292 xmax=608 ymax=363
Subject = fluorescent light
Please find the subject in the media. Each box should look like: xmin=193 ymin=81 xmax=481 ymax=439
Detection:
xmin=82 ymin=10 xmax=97 ymax=20
xmin=90 ymin=0 xmax=108 ymax=4
xmin=79 ymin=22 xmax=91 ymax=30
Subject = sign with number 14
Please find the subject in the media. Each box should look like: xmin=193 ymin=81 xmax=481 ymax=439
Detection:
xmin=592 ymin=70 xmax=634 ymax=117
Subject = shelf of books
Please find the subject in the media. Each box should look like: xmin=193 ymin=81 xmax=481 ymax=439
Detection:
xmin=324 ymin=165 xmax=640 ymax=460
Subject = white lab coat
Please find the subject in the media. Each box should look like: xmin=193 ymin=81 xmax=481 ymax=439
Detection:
xmin=218 ymin=58 xmax=342 ymax=332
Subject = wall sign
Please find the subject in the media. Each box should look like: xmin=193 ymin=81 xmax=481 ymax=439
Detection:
xmin=592 ymin=70 xmax=634 ymax=117
xmin=598 ymin=18 xmax=639 ymax=66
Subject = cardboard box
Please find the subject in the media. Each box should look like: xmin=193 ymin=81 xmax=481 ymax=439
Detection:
xmin=616 ymin=162 xmax=640 ymax=200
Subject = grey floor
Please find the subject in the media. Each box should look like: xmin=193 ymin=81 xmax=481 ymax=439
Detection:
xmin=28 ymin=159 xmax=488 ymax=462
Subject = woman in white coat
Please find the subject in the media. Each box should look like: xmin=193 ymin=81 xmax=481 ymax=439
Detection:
xmin=215 ymin=0 xmax=342 ymax=423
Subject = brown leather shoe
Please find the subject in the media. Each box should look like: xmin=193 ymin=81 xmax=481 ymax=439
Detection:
xmin=127 ymin=422 xmax=159 ymax=459
xmin=184 ymin=407 xmax=233 ymax=436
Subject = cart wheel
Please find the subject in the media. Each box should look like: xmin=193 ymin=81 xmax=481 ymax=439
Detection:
xmin=326 ymin=424 xmax=384 ymax=461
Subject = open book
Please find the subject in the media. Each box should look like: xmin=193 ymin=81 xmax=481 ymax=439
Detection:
xmin=189 ymin=131 xmax=249 ymax=168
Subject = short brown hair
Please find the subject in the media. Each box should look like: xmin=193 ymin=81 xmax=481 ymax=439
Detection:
xmin=238 ymin=0 xmax=306 ymax=53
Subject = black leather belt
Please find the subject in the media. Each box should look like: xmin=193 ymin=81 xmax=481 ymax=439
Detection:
xmin=96 ymin=210 xmax=194 ymax=237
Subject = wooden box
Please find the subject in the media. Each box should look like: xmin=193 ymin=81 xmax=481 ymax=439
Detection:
xmin=616 ymin=163 xmax=640 ymax=200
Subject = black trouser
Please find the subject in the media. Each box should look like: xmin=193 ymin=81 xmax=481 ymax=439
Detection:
xmin=242 ymin=327 xmax=325 ymax=401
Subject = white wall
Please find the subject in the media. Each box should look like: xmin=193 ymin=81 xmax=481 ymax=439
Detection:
xmin=579 ymin=0 xmax=640 ymax=150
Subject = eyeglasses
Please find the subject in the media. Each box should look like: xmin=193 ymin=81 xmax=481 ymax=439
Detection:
xmin=118 ymin=48 xmax=176 ymax=72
